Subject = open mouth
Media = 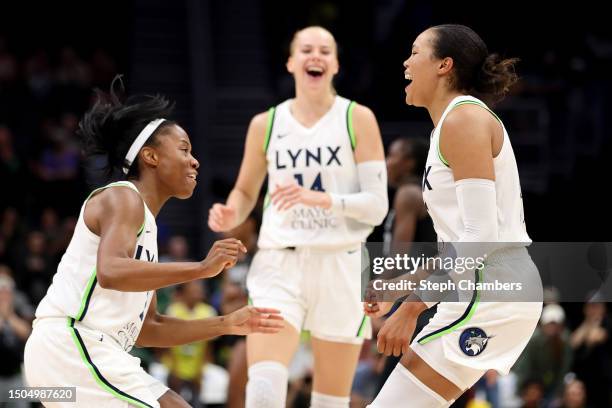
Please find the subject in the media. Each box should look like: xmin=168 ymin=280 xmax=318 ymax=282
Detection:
xmin=405 ymin=71 xmax=413 ymax=83
xmin=306 ymin=66 xmax=325 ymax=78
xmin=187 ymin=174 xmax=197 ymax=184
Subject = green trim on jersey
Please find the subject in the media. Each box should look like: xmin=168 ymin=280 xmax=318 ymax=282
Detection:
xmin=356 ymin=315 xmax=368 ymax=337
xmin=263 ymin=107 xmax=276 ymax=153
xmin=437 ymin=99 xmax=502 ymax=167
xmin=75 ymin=268 xmax=97 ymax=321
xmin=263 ymin=192 xmax=271 ymax=210
xmin=67 ymin=318 xmax=154 ymax=408
xmin=416 ymin=267 xmax=483 ymax=345
xmin=346 ymin=101 xmax=357 ymax=150
xmin=136 ymin=222 xmax=145 ymax=237
xmin=75 ymin=181 xmax=147 ymax=322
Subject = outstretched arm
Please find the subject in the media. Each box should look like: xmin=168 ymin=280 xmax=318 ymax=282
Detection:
xmin=209 ymin=112 xmax=269 ymax=232
xmin=136 ymin=294 xmax=284 ymax=348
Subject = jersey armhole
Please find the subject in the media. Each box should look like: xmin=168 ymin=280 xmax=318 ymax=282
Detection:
xmin=346 ymin=101 xmax=357 ymax=150
xmin=438 ymin=100 xmax=503 ymax=167
xmin=263 ymin=107 xmax=276 ymax=154
xmin=83 ymin=182 xmax=146 ymax=238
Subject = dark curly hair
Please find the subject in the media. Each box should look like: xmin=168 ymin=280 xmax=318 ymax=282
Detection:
xmin=78 ymin=75 xmax=176 ymax=182
xmin=430 ymin=24 xmax=519 ymax=102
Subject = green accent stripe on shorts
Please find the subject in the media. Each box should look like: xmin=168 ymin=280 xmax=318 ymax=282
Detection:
xmin=67 ymin=318 xmax=154 ymax=408
xmin=437 ymin=99 xmax=502 ymax=167
xmin=356 ymin=315 xmax=368 ymax=337
xmin=346 ymin=101 xmax=357 ymax=150
xmin=263 ymin=107 xmax=276 ymax=153
xmin=417 ymin=267 xmax=483 ymax=345
xmin=75 ymin=268 xmax=97 ymax=321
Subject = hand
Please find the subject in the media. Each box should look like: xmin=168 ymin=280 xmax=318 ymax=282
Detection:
xmin=225 ymin=306 xmax=284 ymax=335
xmin=201 ymin=238 xmax=247 ymax=278
xmin=364 ymin=300 xmax=394 ymax=318
xmin=376 ymin=304 xmax=418 ymax=357
xmin=363 ymin=279 xmax=393 ymax=318
xmin=270 ymin=182 xmax=330 ymax=211
xmin=208 ymin=203 xmax=238 ymax=232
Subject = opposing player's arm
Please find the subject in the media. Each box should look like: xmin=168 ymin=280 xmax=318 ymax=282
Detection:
xmin=392 ymin=185 xmax=423 ymax=244
xmin=90 ymin=187 xmax=245 ymax=291
xmin=136 ymin=293 xmax=284 ymax=347
xmin=209 ymin=112 xmax=269 ymax=232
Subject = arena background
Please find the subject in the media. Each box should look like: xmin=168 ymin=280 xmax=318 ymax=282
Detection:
xmin=1 ymin=1 xmax=610 ymax=407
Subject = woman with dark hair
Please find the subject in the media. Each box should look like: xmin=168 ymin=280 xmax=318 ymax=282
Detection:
xmin=365 ymin=25 xmax=542 ymax=407
xmin=24 ymin=77 xmax=283 ymax=408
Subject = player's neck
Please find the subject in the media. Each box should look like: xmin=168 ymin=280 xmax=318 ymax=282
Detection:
xmin=292 ymin=90 xmax=335 ymax=121
xmin=428 ymin=90 xmax=463 ymax=127
xmin=130 ymin=176 xmax=169 ymax=217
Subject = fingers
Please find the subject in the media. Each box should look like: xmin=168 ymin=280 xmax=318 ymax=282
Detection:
xmin=215 ymin=239 xmax=247 ymax=251
xmin=364 ymin=302 xmax=382 ymax=318
xmin=252 ymin=307 xmax=282 ymax=315
xmin=376 ymin=332 xmax=407 ymax=357
xmin=251 ymin=310 xmax=285 ymax=334
xmin=271 ymin=184 xmax=301 ymax=211
xmin=208 ymin=204 xmax=235 ymax=231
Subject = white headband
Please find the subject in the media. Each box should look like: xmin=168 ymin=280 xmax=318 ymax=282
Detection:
xmin=122 ymin=118 xmax=166 ymax=175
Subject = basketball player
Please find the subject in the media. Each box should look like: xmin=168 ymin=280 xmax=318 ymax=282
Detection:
xmin=23 ymin=79 xmax=284 ymax=408
xmin=208 ymin=26 xmax=388 ymax=408
xmin=365 ymin=25 xmax=543 ymax=407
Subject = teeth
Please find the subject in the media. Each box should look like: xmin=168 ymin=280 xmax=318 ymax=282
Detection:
xmin=307 ymin=66 xmax=324 ymax=73
xmin=405 ymin=72 xmax=412 ymax=81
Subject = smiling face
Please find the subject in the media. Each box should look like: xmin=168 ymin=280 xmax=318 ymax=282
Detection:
xmin=140 ymin=124 xmax=199 ymax=199
xmin=403 ymin=28 xmax=450 ymax=107
xmin=286 ymin=27 xmax=339 ymax=93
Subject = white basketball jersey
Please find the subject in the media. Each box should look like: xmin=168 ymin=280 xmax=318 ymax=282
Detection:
xmin=35 ymin=181 xmax=158 ymax=351
xmin=257 ymin=95 xmax=373 ymax=249
xmin=422 ymin=95 xmax=530 ymax=244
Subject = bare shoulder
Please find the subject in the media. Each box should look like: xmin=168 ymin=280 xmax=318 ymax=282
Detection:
xmin=442 ymin=104 xmax=494 ymax=145
xmin=351 ymin=102 xmax=383 ymax=161
xmin=351 ymin=103 xmax=378 ymax=125
xmin=250 ymin=110 xmax=271 ymax=132
xmin=87 ymin=185 xmax=144 ymax=234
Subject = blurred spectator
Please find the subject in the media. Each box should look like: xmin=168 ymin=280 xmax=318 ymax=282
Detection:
xmin=0 ymin=208 xmax=23 ymax=268
xmin=159 ymin=235 xmax=193 ymax=313
xmin=15 ymin=231 xmax=52 ymax=304
xmin=514 ymin=304 xmax=574 ymax=404
xmin=0 ymin=36 xmax=18 ymax=85
xmin=165 ymin=281 xmax=217 ymax=408
xmin=0 ymin=267 xmax=33 ymax=408
xmin=24 ymin=50 xmax=52 ymax=101
xmin=55 ymin=47 xmax=91 ymax=87
xmin=556 ymin=379 xmax=589 ymax=408
xmin=569 ymin=297 xmax=610 ymax=407
xmin=39 ymin=208 xmax=61 ymax=257
xmin=520 ymin=379 xmax=545 ymax=408
xmin=0 ymin=126 xmax=27 ymax=211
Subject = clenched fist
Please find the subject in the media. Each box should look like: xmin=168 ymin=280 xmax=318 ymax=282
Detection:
xmin=201 ymin=238 xmax=247 ymax=278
